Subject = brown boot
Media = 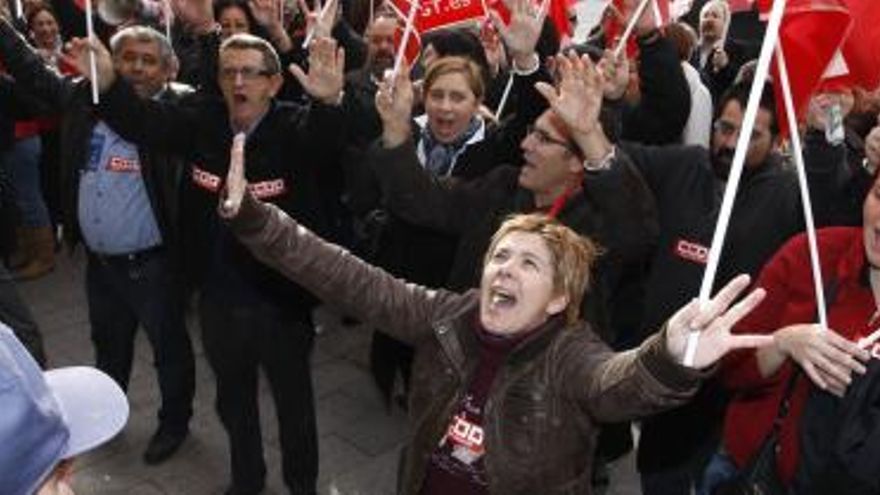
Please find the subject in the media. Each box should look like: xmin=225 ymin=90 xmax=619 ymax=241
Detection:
xmin=14 ymin=227 xmax=55 ymax=280
xmin=7 ymin=227 xmax=33 ymax=269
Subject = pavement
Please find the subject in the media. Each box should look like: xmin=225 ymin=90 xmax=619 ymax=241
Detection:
xmin=17 ymin=251 xmax=641 ymax=495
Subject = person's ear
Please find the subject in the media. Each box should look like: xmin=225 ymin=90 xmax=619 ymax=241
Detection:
xmin=546 ymin=293 xmax=569 ymax=316
xmin=268 ymin=73 xmax=283 ymax=96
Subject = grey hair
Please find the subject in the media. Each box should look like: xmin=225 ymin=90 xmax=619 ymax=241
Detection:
xmin=700 ymin=0 xmax=731 ymax=39
xmin=219 ymin=33 xmax=281 ymax=74
xmin=109 ymin=25 xmax=176 ymax=69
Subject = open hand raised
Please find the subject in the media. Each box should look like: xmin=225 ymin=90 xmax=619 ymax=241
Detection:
xmin=666 ymin=274 xmax=772 ymax=369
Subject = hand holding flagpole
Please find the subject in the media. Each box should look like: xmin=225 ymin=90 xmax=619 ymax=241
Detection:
xmin=682 ymin=0 xmax=789 ymax=367
xmin=612 ymin=0 xmax=651 ymax=59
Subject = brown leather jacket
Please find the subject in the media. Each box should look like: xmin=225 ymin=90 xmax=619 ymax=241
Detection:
xmin=228 ymin=194 xmax=710 ymax=495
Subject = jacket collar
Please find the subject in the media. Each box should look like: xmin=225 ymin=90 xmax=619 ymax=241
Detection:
xmin=432 ymin=294 xmax=571 ymax=376
xmin=413 ymin=114 xmax=486 ymax=175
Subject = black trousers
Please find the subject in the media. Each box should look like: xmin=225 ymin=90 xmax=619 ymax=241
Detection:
xmin=86 ymin=249 xmax=195 ymax=433
xmin=199 ymin=294 xmax=317 ymax=495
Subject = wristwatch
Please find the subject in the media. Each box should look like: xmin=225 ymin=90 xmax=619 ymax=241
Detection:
xmin=583 ymin=146 xmax=616 ymax=173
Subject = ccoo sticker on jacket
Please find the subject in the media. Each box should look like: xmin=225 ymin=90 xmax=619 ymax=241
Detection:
xmin=674 ymin=239 xmax=709 ymax=265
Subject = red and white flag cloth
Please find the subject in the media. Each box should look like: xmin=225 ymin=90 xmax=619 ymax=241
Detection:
xmin=757 ymin=0 xmax=880 ymax=133
xmin=759 ymin=0 xmax=852 ymax=136
xmin=388 ymin=0 xmax=488 ymax=33
xmin=604 ymin=0 xmax=671 ymax=59
xmin=487 ymin=0 xmax=574 ymax=38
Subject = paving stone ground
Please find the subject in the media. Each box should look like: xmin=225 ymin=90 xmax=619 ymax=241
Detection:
xmin=18 ymin=251 xmax=640 ymax=494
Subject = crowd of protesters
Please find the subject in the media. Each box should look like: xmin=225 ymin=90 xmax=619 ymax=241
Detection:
xmin=1 ymin=0 xmax=880 ymax=493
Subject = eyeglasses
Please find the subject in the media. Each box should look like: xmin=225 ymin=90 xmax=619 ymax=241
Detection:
xmin=527 ymin=124 xmax=574 ymax=151
xmin=219 ymin=66 xmax=275 ymax=82
xmin=713 ymin=120 xmax=764 ymax=142
xmin=117 ymin=52 xmax=160 ymax=69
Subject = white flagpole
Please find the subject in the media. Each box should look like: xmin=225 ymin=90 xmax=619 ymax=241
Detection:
xmin=775 ymin=42 xmax=829 ymax=330
xmin=492 ymin=0 xmax=549 ymax=121
xmin=493 ymin=73 xmax=515 ymax=121
xmin=858 ymin=326 xmax=880 ymax=350
xmin=164 ymin=0 xmax=173 ymax=44
xmin=682 ymin=0 xmax=788 ymax=367
xmin=612 ymin=0 xmax=651 ymax=59
xmin=302 ymin=0 xmax=334 ymax=48
xmin=537 ymin=0 xmax=550 ymax=19
xmin=389 ymin=0 xmax=418 ymax=87
xmin=651 ymin=0 xmax=661 ymax=28
xmin=85 ymin=0 xmax=100 ymax=104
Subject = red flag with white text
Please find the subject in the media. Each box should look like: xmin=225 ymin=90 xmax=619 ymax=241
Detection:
xmin=389 ymin=0 xmax=488 ymax=33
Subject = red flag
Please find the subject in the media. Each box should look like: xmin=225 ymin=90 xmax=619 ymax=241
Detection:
xmin=390 ymin=0 xmax=488 ymax=33
xmin=395 ymin=24 xmax=422 ymax=65
xmin=386 ymin=0 xmax=424 ymax=64
xmin=728 ymin=0 xmax=755 ymax=13
xmin=548 ymin=0 xmax=573 ymax=38
xmin=487 ymin=0 xmax=573 ymax=38
xmin=766 ymin=0 xmax=851 ymax=136
xmin=602 ymin=0 xmax=638 ymax=58
xmin=651 ymin=0 xmax=670 ymax=26
xmin=756 ymin=0 xmax=771 ymax=20
xmin=840 ymin=0 xmax=880 ymax=90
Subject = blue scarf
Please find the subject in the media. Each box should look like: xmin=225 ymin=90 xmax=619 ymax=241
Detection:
xmin=420 ymin=117 xmax=481 ymax=177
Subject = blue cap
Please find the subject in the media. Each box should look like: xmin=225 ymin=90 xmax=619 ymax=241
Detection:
xmin=0 ymin=324 xmax=129 ymax=495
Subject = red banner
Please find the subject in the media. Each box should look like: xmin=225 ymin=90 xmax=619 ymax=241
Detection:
xmin=389 ymin=0 xmax=488 ymax=34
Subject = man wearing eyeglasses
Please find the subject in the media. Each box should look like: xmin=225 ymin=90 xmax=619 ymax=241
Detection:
xmin=0 ymin=17 xmax=198 ymax=466
xmin=590 ymin=79 xmax=817 ymax=495
xmin=368 ymin=62 xmax=659 ymax=347
xmin=55 ymin=2 xmax=346 ymax=490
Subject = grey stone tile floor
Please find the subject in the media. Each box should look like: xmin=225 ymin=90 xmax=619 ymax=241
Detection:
xmin=17 ymin=251 xmax=640 ymax=494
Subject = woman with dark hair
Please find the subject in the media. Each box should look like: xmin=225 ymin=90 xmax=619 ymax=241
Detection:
xmin=215 ymin=0 xmax=270 ymax=41
xmin=0 ymin=3 xmax=66 ymax=279
xmin=26 ymin=4 xmax=61 ymax=63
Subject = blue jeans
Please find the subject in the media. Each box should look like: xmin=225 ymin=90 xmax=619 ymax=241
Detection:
xmin=1 ymin=136 xmax=50 ymax=227
xmin=697 ymin=450 xmax=739 ymax=495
